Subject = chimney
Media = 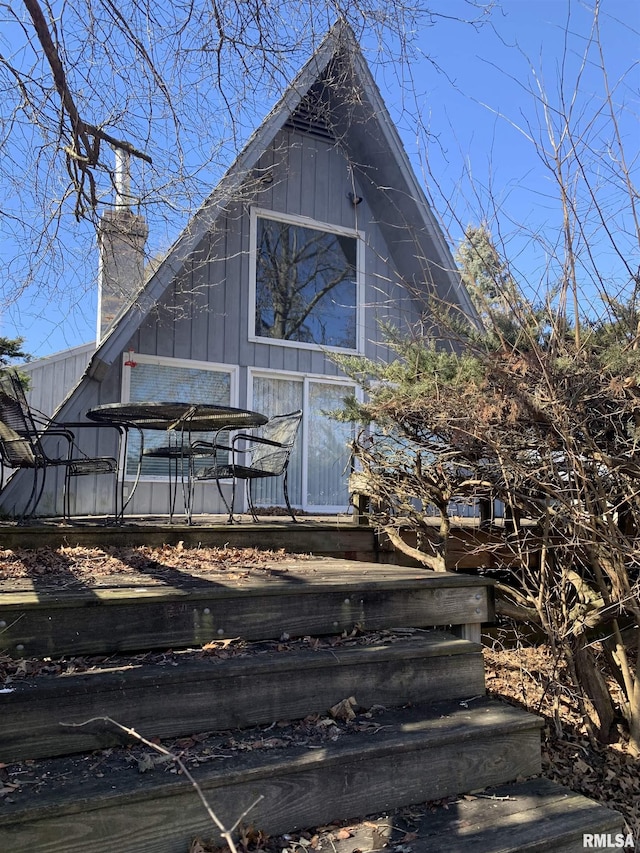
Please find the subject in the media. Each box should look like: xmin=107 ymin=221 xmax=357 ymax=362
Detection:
xmin=97 ymin=149 xmax=148 ymax=342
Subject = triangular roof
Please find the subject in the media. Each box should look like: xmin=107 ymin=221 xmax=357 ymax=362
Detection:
xmin=82 ymin=20 xmax=476 ymax=383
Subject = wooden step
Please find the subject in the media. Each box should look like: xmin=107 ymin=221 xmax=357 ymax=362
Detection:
xmin=0 ymin=559 xmax=493 ymax=657
xmin=0 ymin=698 xmax=542 ymax=853
xmin=279 ymin=777 xmax=627 ymax=853
xmin=1 ymin=632 xmax=486 ymax=762
xmin=0 ymin=518 xmax=378 ymax=559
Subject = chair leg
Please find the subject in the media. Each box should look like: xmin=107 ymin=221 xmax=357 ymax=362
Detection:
xmin=282 ymin=469 xmax=297 ymax=523
xmin=213 ymin=475 xmax=235 ymax=523
xmin=112 ymin=469 xmax=119 ymax=524
xmin=63 ymin=469 xmax=71 ymax=522
xmin=187 ymin=455 xmax=196 ymax=525
xmin=246 ymin=479 xmax=259 ymax=523
xmin=169 ymin=456 xmax=177 ymax=522
xmin=21 ymin=466 xmax=46 ymax=522
xmin=178 ymin=457 xmax=191 ymax=524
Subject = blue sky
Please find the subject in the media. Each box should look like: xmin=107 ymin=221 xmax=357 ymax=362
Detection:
xmin=394 ymin=0 xmax=640 ymax=312
xmin=4 ymin=0 xmax=639 ymax=359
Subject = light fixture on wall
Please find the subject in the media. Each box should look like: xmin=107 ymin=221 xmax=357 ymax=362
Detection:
xmin=348 ymin=191 xmax=363 ymax=206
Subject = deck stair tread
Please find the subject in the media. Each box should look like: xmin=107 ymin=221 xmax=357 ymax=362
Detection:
xmin=0 ymin=557 xmax=627 ymax=852
xmin=0 ymin=558 xmax=490 ymax=600
xmin=284 ymin=778 xmax=626 ymax=853
xmin=0 ymin=697 xmax=545 ymax=852
xmin=1 ymin=631 xmax=487 ymax=762
xmin=0 ymin=558 xmax=493 ymax=658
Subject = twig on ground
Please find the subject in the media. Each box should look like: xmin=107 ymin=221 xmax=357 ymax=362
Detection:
xmin=61 ymin=715 xmax=263 ymax=853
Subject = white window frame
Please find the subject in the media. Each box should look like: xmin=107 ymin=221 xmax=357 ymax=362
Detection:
xmin=248 ymin=207 xmax=366 ymax=354
xmin=248 ymin=367 xmax=362 ymax=514
xmin=120 ymin=352 xmax=239 ymax=482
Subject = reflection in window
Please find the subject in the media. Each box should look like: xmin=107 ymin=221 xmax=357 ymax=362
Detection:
xmin=255 ymin=217 xmax=358 ymax=349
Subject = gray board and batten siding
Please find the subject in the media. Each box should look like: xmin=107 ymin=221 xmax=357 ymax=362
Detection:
xmin=130 ymin=128 xmax=414 ymax=376
xmin=2 ymin=144 xmax=417 ymax=517
xmin=1 ymin=24 xmax=474 ymax=519
xmin=110 ymin=131 xmax=424 ymax=517
xmin=20 ymin=344 xmax=95 ymax=420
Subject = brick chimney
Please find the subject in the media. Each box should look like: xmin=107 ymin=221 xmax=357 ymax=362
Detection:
xmin=97 ymin=150 xmax=148 ymax=342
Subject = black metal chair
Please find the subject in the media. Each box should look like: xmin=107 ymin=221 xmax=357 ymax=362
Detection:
xmin=191 ymin=410 xmax=303 ymax=523
xmin=0 ymin=370 xmax=118 ymax=521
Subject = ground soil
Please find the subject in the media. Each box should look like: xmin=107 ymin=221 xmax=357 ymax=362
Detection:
xmin=482 ymin=640 xmax=640 ymax=844
xmin=1 ymin=545 xmax=639 ymax=850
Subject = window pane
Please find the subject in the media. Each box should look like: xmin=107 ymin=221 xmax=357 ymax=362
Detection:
xmin=255 ymin=217 xmax=357 ymax=349
xmin=306 ymin=382 xmax=353 ymax=508
xmin=126 ymin=362 xmax=231 ymax=477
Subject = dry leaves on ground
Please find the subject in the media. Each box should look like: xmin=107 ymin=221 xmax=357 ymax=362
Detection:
xmin=0 ymin=544 xmax=310 ymax=587
xmin=483 ymin=643 xmax=639 ymax=843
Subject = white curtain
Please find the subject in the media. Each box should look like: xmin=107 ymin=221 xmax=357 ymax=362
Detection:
xmin=306 ymin=381 xmax=353 ymax=508
xmin=252 ymin=376 xmax=303 ymax=507
xmin=126 ymin=361 xmax=231 ymax=477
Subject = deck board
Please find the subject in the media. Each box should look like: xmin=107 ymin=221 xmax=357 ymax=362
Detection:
xmin=0 ymin=558 xmax=493 ymax=657
xmin=1 ymin=632 xmax=486 ymax=762
xmin=0 ymin=699 xmax=543 ymax=853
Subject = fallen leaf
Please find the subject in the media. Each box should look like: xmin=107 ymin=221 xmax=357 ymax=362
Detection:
xmin=329 ymin=696 xmax=358 ymax=721
xmin=137 ymin=753 xmax=157 ymax=773
xmin=371 ymin=828 xmax=387 ymax=850
xmin=400 ymin=832 xmax=418 ymax=843
xmin=136 ymin=752 xmax=171 ymax=773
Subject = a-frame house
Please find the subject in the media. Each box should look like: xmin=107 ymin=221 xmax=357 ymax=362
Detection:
xmin=2 ymin=23 xmax=476 ymax=519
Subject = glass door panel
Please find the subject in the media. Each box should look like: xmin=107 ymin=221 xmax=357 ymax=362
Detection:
xmin=251 ymin=373 xmax=354 ymax=512
xmin=306 ymin=381 xmax=353 ymax=508
xmin=251 ymin=376 xmax=303 ymax=507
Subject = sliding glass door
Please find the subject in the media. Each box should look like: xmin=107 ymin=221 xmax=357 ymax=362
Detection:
xmin=251 ymin=373 xmax=355 ymax=513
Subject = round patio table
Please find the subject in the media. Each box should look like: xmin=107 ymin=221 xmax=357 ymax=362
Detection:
xmin=86 ymin=401 xmax=267 ymax=432
xmin=86 ymin=402 xmax=268 ymax=521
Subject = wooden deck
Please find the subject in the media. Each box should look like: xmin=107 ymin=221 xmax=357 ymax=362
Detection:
xmin=0 ymin=514 xmax=375 ymax=555
xmin=0 ymin=533 xmax=624 ymax=851
xmin=0 ymin=557 xmax=493 ymax=657
xmin=0 ymin=512 xmax=537 ymax=572
xmin=0 ymin=697 xmax=547 ymax=853
xmin=2 ymin=631 xmax=487 ymax=762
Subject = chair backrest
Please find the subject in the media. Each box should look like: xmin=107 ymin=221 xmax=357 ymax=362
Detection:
xmin=0 ymin=371 xmax=39 ymax=468
xmin=250 ymin=410 xmax=302 ymax=475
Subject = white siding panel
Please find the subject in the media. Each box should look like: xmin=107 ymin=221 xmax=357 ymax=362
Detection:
xmin=21 ymin=344 xmax=93 ymax=417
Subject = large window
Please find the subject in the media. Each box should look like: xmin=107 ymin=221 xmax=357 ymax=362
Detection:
xmin=122 ymin=355 xmax=236 ymax=478
xmin=250 ymin=209 xmax=362 ymax=351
